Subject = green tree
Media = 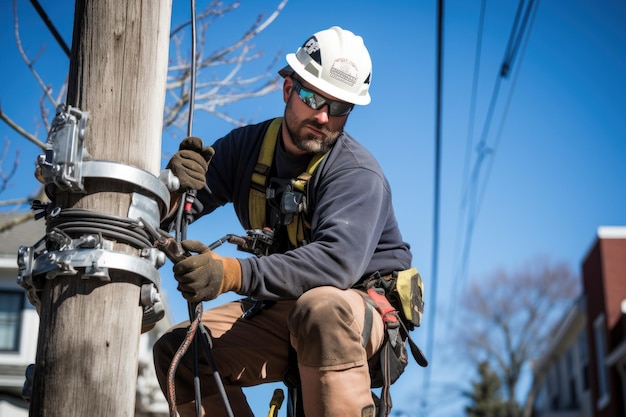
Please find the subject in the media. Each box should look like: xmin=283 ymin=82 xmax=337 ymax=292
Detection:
xmin=465 ymin=360 xmax=509 ymax=417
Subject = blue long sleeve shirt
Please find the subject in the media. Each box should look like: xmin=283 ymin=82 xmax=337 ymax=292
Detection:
xmin=191 ymin=119 xmax=412 ymax=299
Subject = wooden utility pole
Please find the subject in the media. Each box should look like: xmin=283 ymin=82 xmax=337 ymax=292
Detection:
xmin=29 ymin=1 xmax=172 ymax=416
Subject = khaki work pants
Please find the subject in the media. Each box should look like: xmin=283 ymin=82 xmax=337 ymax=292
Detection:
xmin=153 ymin=286 xmax=385 ymax=417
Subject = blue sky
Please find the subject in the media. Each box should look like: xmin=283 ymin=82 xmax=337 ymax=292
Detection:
xmin=1 ymin=1 xmax=625 ymax=416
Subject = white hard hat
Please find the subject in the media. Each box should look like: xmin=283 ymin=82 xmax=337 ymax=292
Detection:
xmin=279 ymin=26 xmax=372 ymax=105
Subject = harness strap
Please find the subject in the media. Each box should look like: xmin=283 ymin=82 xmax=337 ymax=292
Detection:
xmin=249 ymin=117 xmax=282 ymax=231
xmin=249 ymin=117 xmax=327 ymax=248
xmin=365 ymin=288 xmax=404 ymax=417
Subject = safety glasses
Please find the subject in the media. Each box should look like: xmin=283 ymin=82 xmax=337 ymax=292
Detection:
xmin=291 ymin=78 xmax=354 ymax=117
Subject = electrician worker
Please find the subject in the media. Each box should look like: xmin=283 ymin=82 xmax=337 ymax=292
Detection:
xmin=153 ymin=26 xmax=414 ymax=417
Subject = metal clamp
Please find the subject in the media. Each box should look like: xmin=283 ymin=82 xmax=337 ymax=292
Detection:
xmin=38 ymin=104 xmax=89 ymax=192
xmin=31 ymin=103 xmax=173 ymax=328
xmin=80 ymin=161 xmax=171 ymax=217
xmin=17 ymin=245 xmax=164 ymax=287
xmin=17 ymin=236 xmax=167 ymax=328
xmin=37 ymin=104 xmax=171 ymax=217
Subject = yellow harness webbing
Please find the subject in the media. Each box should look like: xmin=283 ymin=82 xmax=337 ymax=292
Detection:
xmin=248 ymin=117 xmax=326 ymax=248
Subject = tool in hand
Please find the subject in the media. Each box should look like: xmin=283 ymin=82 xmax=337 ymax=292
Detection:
xmin=141 ymin=218 xmax=191 ymax=264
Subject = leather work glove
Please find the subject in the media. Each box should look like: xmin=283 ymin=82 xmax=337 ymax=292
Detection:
xmin=173 ymin=240 xmax=242 ymax=303
xmin=166 ymin=137 xmax=215 ymax=191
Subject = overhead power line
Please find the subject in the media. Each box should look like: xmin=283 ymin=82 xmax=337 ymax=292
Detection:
xmin=422 ymin=0 xmax=444 ymax=415
xmin=30 ymin=0 xmax=71 ymax=57
xmin=450 ymin=0 xmax=487 ymax=321
xmin=452 ymin=0 xmax=541 ymax=306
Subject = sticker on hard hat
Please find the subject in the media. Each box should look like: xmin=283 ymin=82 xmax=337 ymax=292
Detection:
xmin=329 ymin=59 xmax=358 ymax=87
xmin=303 ymin=37 xmax=321 ymax=64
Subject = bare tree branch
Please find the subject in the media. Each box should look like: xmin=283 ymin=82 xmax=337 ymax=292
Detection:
xmin=164 ymin=0 xmax=288 ymax=130
xmin=14 ymin=0 xmax=59 ymax=108
xmin=0 ymin=104 xmax=46 ymax=150
xmin=0 ymin=1 xmax=288 ymax=232
xmin=0 ymin=211 xmax=35 ymax=233
xmin=0 ymin=138 xmax=20 ymax=195
xmin=456 ymin=257 xmax=580 ymax=415
xmin=170 ymin=1 xmax=240 ymax=38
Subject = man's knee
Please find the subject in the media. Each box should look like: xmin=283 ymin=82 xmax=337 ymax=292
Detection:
xmin=288 ymin=287 xmax=365 ymax=369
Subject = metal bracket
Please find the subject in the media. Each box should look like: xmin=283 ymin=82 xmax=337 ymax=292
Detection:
xmin=80 ymin=161 xmax=170 ymax=217
xmin=17 ymin=236 xmax=167 ymax=329
xmin=30 ymin=103 xmax=173 ymax=328
xmin=37 ymin=104 xmax=171 ymax=216
xmin=38 ymin=104 xmax=89 ymax=191
xmin=17 ymin=246 xmax=164 ymax=287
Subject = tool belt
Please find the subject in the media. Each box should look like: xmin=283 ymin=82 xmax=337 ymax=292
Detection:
xmin=362 ymin=267 xmax=424 ymax=331
xmin=360 ymin=268 xmax=427 ymax=417
xmin=361 ymin=268 xmax=428 ymax=382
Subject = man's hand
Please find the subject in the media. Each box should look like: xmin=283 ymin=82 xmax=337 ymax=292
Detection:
xmin=166 ymin=137 xmax=215 ymax=191
xmin=173 ymin=240 xmax=242 ymax=303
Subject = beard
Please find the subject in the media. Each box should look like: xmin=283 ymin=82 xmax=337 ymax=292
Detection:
xmin=284 ymin=107 xmax=342 ymax=155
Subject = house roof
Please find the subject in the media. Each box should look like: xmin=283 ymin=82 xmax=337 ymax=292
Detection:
xmin=598 ymin=226 xmax=626 ymax=239
xmin=0 ymin=213 xmax=45 ymax=257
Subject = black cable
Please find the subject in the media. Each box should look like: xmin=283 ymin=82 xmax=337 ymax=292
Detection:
xmin=183 ymin=2 xmax=205 ymax=415
xmin=48 ymin=226 xmax=150 ymax=250
xmin=46 ymin=209 xmax=153 ymax=249
xmin=187 ymin=0 xmax=197 ymax=138
xmin=29 ymin=0 xmax=71 ymax=57
xmin=423 ymin=1 xmax=444 ymax=415
xmin=454 ymin=0 xmax=541 ymax=304
xmin=173 ymin=1 xmax=234 ymax=416
xmin=450 ymin=0 xmax=487 ymax=321
xmin=502 ymin=0 xmax=536 ymax=77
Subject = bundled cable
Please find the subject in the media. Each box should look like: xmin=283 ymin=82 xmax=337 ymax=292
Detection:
xmin=46 ymin=208 xmax=153 ymax=250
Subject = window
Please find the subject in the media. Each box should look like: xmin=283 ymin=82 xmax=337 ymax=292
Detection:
xmin=593 ymin=314 xmax=609 ymax=409
xmin=0 ymin=290 xmax=24 ymax=352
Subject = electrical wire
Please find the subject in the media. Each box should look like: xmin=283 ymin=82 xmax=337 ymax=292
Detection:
xmin=170 ymin=1 xmax=234 ymax=417
xmin=422 ymin=1 xmax=444 ymax=415
xmin=29 ymin=0 xmax=71 ymax=57
xmin=175 ymin=0 xmax=205 ymax=414
xmin=46 ymin=208 xmax=153 ymax=249
xmin=452 ymin=0 xmax=541 ymax=316
xmin=474 ymin=0 xmax=540 ymax=216
xmin=449 ymin=0 xmax=487 ymax=322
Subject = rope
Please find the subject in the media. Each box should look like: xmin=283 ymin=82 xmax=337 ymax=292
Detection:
xmin=166 ymin=304 xmax=202 ymax=417
xmin=166 ymin=1 xmax=235 ymax=416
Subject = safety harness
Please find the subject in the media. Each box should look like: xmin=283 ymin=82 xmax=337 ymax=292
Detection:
xmin=248 ymin=117 xmax=326 ymax=248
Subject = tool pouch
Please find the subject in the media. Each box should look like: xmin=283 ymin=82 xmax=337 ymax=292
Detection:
xmin=392 ymin=267 xmax=424 ymax=330
xmin=368 ymin=321 xmax=408 ymax=388
xmin=368 ymin=268 xmax=424 ymax=331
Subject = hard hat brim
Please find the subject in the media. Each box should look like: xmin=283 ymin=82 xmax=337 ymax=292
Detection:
xmin=281 ymin=54 xmax=371 ymax=106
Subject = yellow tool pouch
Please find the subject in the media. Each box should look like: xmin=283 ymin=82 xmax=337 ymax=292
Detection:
xmin=393 ymin=267 xmax=424 ymax=329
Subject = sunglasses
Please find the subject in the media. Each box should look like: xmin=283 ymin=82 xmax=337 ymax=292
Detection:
xmin=291 ymin=78 xmax=354 ymax=117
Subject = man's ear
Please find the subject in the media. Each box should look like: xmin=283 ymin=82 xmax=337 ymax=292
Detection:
xmin=283 ymin=77 xmax=293 ymax=103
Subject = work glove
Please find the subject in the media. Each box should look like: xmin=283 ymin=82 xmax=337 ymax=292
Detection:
xmin=173 ymin=240 xmax=242 ymax=303
xmin=166 ymin=137 xmax=215 ymax=191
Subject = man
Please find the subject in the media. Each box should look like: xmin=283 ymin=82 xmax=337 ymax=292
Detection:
xmin=153 ymin=26 xmax=416 ymax=417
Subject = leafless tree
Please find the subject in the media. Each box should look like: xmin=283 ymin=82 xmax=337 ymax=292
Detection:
xmin=165 ymin=0 xmax=287 ymax=129
xmin=0 ymin=0 xmax=288 ymax=226
xmin=456 ymin=257 xmax=580 ymax=416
